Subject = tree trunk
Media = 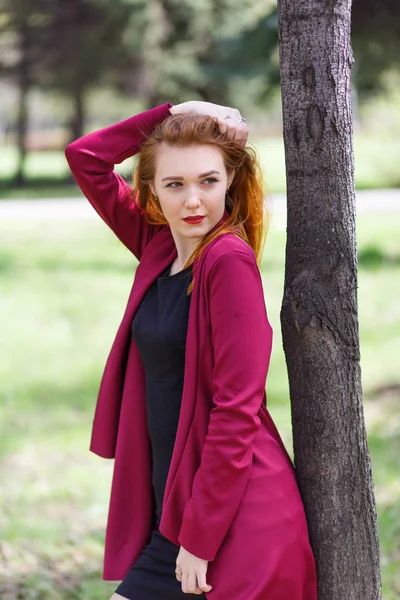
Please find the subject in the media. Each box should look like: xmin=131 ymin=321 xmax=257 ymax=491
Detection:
xmin=14 ymin=18 xmax=30 ymax=187
xmin=67 ymin=1 xmax=86 ymax=143
xmin=70 ymin=81 xmax=85 ymax=142
xmin=276 ymin=2 xmax=382 ymax=599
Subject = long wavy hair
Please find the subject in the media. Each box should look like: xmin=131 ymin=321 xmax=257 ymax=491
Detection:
xmin=131 ymin=112 xmax=270 ymax=295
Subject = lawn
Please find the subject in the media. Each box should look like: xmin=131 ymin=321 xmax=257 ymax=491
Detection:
xmin=0 ymin=210 xmax=399 ymax=598
xmin=1 ymin=129 xmax=400 ymax=199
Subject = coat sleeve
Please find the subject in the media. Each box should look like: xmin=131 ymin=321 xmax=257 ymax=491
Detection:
xmin=64 ymin=101 xmax=173 ymax=261
xmin=178 ymin=250 xmax=273 ymax=561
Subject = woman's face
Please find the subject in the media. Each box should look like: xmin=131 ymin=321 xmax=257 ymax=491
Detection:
xmin=150 ymin=143 xmax=234 ymax=244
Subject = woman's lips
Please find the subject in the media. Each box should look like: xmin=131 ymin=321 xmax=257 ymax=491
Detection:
xmin=183 ymin=216 xmax=205 ymax=224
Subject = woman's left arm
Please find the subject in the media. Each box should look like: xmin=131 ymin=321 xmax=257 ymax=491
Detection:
xmin=178 ymin=250 xmax=273 ymax=561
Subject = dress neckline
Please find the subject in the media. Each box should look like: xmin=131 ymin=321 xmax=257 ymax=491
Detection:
xmin=158 ymin=262 xmax=192 ymax=280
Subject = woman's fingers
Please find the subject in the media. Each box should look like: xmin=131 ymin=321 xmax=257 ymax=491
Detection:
xmin=182 ymin=570 xmax=203 ymax=595
xmin=216 ymin=107 xmax=248 ymax=147
xmin=172 ymin=101 xmax=248 ymax=147
xmin=197 ymin=570 xmax=213 ymax=593
xmin=226 ymin=122 xmax=248 ymax=148
xmin=216 ymin=107 xmax=241 ymax=133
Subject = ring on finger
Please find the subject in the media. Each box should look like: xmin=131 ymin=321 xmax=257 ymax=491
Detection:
xmin=224 ymin=115 xmax=246 ymax=122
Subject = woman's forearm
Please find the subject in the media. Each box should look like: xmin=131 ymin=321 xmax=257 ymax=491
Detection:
xmin=65 ymin=102 xmax=173 ymax=172
xmin=64 ymin=102 xmax=173 ymax=260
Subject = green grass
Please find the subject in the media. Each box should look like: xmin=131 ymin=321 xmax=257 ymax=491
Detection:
xmin=0 ymin=182 xmax=80 ymax=200
xmin=254 ymin=132 xmax=400 ymax=193
xmin=0 ymin=213 xmax=399 ymax=598
xmin=1 ymin=130 xmax=400 ymax=199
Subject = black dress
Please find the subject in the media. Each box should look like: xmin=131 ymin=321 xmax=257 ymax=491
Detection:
xmin=114 ymin=261 xmax=205 ymax=599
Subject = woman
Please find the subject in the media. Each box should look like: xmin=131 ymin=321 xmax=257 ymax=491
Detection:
xmin=65 ymin=100 xmax=318 ymax=599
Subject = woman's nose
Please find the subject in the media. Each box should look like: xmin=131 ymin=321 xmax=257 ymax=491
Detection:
xmin=185 ymin=191 xmax=201 ymax=207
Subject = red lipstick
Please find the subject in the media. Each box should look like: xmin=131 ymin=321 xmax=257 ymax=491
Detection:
xmin=183 ymin=216 xmax=205 ymax=224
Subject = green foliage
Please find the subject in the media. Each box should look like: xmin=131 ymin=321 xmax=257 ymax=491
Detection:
xmin=352 ymin=0 xmax=400 ymax=96
xmin=1 ymin=0 xmax=400 ymax=117
xmin=1 ymin=0 xmax=400 ymax=159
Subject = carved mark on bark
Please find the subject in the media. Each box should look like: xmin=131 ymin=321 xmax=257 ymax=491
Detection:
xmin=293 ymin=121 xmax=301 ymax=149
xmin=289 ymin=296 xmax=315 ymax=333
xmin=327 ymin=0 xmax=341 ymax=10
xmin=331 ymin=117 xmax=339 ymax=138
xmin=307 ymin=103 xmax=324 ymax=143
xmin=302 ymin=64 xmax=316 ymax=89
xmin=327 ymin=63 xmax=336 ymax=91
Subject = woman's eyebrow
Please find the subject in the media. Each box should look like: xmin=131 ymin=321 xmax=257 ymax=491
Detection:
xmin=161 ymin=170 xmax=220 ymax=181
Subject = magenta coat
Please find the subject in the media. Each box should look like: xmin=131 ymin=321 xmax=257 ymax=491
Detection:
xmin=65 ymin=102 xmax=318 ymax=599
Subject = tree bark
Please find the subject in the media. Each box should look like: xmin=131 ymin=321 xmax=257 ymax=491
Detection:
xmin=70 ymin=80 xmax=85 ymax=142
xmin=67 ymin=1 xmax=86 ymax=143
xmin=14 ymin=17 xmax=30 ymax=187
xmin=276 ymin=1 xmax=382 ymax=599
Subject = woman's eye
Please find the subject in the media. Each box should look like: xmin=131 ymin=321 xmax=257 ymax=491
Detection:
xmin=167 ymin=178 xmax=218 ymax=188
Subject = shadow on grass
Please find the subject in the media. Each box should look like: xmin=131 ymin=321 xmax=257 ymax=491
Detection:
xmin=0 ymin=249 xmax=135 ymax=275
xmin=0 ymin=177 xmax=82 ymax=200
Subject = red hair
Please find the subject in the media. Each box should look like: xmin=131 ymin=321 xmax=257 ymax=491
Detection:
xmin=131 ymin=112 xmax=270 ymax=295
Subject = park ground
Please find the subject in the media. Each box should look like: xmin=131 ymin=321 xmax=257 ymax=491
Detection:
xmin=0 ymin=199 xmax=399 ymax=598
xmin=0 ymin=125 xmax=399 ymax=599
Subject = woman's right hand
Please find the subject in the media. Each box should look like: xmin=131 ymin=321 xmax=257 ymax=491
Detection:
xmin=169 ymin=101 xmax=248 ymax=147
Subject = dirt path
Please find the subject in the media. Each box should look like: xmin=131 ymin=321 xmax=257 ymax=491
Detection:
xmin=0 ymin=189 xmax=398 ymax=223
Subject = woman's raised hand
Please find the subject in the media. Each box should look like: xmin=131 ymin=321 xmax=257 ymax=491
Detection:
xmin=169 ymin=100 xmax=248 ymax=148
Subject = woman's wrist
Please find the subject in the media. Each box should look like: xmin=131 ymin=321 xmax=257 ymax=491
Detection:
xmin=169 ymin=101 xmax=194 ymax=115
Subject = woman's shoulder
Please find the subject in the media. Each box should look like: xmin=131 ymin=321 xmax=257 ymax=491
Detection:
xmin=202 ymin=233 xmax=264 ymax=302
xmin=204 ymin=232 xmax=257 ymax=271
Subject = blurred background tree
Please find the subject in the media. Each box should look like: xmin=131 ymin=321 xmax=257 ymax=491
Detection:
xmin=351 ymin=0 xmax=400 ymax=95
xmin=1 ymin=0 xmax=399 ymax=188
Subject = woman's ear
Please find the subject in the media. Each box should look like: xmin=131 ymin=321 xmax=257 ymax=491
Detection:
xmin=227 ymin=170 xmax=235 ymax=189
